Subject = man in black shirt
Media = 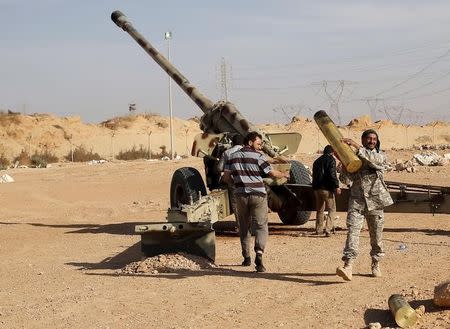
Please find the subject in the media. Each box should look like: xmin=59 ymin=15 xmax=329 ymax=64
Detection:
xmin=312 ymin=145 xmax=341 ymax=236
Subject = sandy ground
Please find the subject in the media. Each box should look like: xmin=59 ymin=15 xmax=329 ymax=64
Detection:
xmin=0 ymin=151 xmax=449 ymax=329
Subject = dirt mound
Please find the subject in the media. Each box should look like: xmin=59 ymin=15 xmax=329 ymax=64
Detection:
xmin=347 ymin=115 xmax=372 ymax=128
xmin=374 ymin=119 xmax=395 ymax=127
xmin=120 ymin=253 xmax=216 ymax=274
xmin=426 ymin=120 xmax=449 ymax=127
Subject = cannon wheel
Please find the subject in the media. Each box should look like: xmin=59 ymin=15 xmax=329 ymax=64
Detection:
xmin=278 ymin=160 xmax=312 ymax=225
xmin=170 ymin=167 xmax=207 ymax=207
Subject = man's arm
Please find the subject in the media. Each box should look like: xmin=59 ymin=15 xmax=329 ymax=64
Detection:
xmin=341 ymin=138 xmax=386 ymax=170
xmin=329 ymin=157 xmax=341 ymax=195
xmin=222 ymin=170 xmax=232 ymax=184
xmin=217 ymin=153 xmax=226 ymax=172
xmin=268 ymin=169 xmax=290 ymax=179
xmin=357 ymin=148 xmax=387 ymax=170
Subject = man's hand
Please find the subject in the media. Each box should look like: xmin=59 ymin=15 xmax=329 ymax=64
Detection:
xmin=222 ymin=170 xmax=232 ymax=184
xmin=335 ymin=187 xmax=342 ymax=196
xmin=341 ymin=138 xmax=360 ymax=149
xmin=269 ymin=169 xmax=290 ymax=179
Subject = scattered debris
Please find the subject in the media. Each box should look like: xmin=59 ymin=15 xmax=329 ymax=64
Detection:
xmin=120 ymin=253 xmax=216 ymax=275
xmin=414 ymin=143 xmax=450 ymax=151
xmin=434 ymin=280 xmax=450 ymax=307
xmin=367 ymin=322 xmax=381 ymax=329
xmin=398 ymin=243 xmax=407 ymax=251
xmin=415 ymin=305 xmax=426 ymax=317
xmin=393 ymin=152 xmax=449 ymax=171
xmin=87 ymin=159 xmax=107 ymax=165
xmin=393 ymin=159 xmax=417 ymax=172
xmin=0 ymin=173 xmax=14 ymax=183
xmin=413 ymin=152 xmax=443 ymax=166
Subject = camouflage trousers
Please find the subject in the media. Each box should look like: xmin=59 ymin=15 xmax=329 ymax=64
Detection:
xmin=342 ymin=207 xmax=385 ymax=262
xmin=235 ymin=194 xmax=268 ymax=258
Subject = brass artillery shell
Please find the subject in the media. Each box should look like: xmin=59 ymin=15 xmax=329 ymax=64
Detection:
xmin=313 ymin=110 xmax=362 ymax=173
xmin=388 ymin=294 xmax=418 ymax=328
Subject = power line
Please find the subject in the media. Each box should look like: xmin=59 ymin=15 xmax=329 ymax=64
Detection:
xmin=382 ymin=69 xmax=450 ymax=100
xmin=234 ymin=41 xmax=450 ymax=72
xmin=374 ymin=47 xmax=450 ymax=97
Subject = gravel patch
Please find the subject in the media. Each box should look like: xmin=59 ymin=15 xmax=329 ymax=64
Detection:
xmin=120 ymin=253 xmax=216 ymax=274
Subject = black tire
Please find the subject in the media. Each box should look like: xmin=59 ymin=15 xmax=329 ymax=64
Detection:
xmin=278 ymin=160 xmax=312 ymax=225
xmin=170 ymin=167 xmax=207 ymax=207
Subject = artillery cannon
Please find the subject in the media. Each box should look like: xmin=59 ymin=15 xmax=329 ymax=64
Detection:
xmin=111 ymin=10 xmax=311 ymax=260
xmin=111 ymin=11 xmax=450 ymax=261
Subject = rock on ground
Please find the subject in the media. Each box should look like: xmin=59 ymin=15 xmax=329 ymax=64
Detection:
xmin=434 ymin=280 xmax=450 ymax=307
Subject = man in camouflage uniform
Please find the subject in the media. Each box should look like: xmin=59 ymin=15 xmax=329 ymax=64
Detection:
xmin=336 ymin=129 xmax=393 ymax=281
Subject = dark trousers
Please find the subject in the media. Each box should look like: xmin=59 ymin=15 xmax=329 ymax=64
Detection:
xmin=235 ymin=194 xmax=268 ymax=258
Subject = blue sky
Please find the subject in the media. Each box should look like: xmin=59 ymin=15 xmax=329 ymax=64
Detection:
xmin=2 ymin=1 xmax=450 ymax=124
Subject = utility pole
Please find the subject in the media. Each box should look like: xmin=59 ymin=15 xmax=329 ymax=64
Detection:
xmin=364 ymin=97 xmax=384 ymax=122
xmin=219 ymin=57 xmax=231 ymax=101
xmin=319 ymin=80 xmax=356 ymax=126
xmin=147 ymin=130 xmax=152 ymax=159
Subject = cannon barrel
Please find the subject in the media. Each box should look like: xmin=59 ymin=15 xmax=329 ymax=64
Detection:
xmin=111 ymin=10 xmax=279 ymax=157
xmin=111 ymin=10 xmax=214 ymax=112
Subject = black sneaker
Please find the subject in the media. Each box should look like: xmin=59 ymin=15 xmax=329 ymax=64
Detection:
xmin=255 ymin=254 xmax=266 ymax=273
xmin=241 ymin=257 xmax=251 ymax=266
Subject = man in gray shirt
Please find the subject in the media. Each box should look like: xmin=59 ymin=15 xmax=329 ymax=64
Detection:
xmin=223 ymin=131 xmax=289 ymax=272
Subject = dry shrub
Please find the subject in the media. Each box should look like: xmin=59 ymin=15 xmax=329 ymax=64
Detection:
xmin=0 ymin=111 xmax=22 ymax=127
xmin=116 ymin=145 xmax=170 ymax=160
xmin=66 ymin=145 xmax=101 ymax=162
xmin=11 ymin=149 xmax=58 ymax=167
xmin=156 ymin=119 xmax=168 ymax=128
xmin=415 ymin=135 xmax=432 ymax=143
xmin=31 ymin=150 xmax=59 ymax=167
xmin=101 ymin=115 xmax=137 ymax=130
xmin=13 ymin=150 xmax=32 ymax=166
xmin=141 ymin=113 xmax=158 ymax=120
xmin=158 ymin=145 xmax=169 ymax=158
xmin=0 ymin=154 xmax=10 ymax=170
xmin=441 ymin=135 xmax=450 ymax=142
xmin=116 ymin=145 xmax=149 ymax=160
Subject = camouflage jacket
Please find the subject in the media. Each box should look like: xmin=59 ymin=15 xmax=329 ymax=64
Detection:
xmin=340 ymin=147 xmax=393 ymax=212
